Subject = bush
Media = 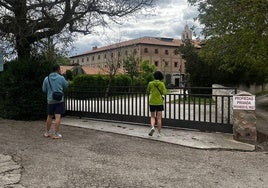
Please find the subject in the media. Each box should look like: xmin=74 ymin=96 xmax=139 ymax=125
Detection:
xmin=0 ymin=57 xmax=53 ymax=120
xmin=68 ymin=74 xmax=108 ymax=98
xmin=68 ymin=74 xmax=136 ymax=98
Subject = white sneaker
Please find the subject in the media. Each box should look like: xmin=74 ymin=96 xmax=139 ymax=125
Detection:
xmin=44 ymin=132 xmax=50 ymax=138
xmin=148 ymin=127 xmax=155 ymax=136
xmin=51 ymin=132 xmax=62 ymax=139
xmin=157 ymin=131 xmax=161 ymax=137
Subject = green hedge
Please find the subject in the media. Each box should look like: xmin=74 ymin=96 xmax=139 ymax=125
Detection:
xmin=0 ymin=57 xmax=53 ymax=120
xmin=67 ymin=74 xmax=137 ymax=98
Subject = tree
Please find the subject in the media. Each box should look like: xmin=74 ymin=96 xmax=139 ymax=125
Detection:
xmin=176 ymin=39 xmax=212 ymax=87
xmin=100 ymin=46 xmax=124 ymax=96
xmin=188 ymin=0 xmax=268 ymax=84
xmin=0 ymin=0 xmax=155 ymax=59
xmin=140 ymin=60 xmax=156 ymax=85
xmin=123 ymin=49 xmax=140 ymax=85
xmin=176 ymin=39 xmax=238 ymax=87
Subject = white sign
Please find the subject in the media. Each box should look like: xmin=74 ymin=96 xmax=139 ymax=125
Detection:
xmin=233 ymin=95 xmax=255 ymax=110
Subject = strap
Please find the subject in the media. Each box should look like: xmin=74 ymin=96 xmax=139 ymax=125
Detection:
xmin=154 ymin=84 xmax=162 ymax=95
xmin=48 ymin=75 xmax=54 ymax=91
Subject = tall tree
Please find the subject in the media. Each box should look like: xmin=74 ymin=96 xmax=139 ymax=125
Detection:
xmin=188 ymin=0 xmax=268 ymax=84
xmin=123 ymin=49 xmax=140 ymax=85
xmin=0 ymin=0 xmax=155 ymax=59
xmin=140 ymin=60 xmax=156 ymax=85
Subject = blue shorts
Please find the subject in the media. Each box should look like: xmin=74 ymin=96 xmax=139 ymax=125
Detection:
xmin=47 ymin=102 xmax=65 ymax=115
xmin=149 ymin=105 xmax=164 ymax=112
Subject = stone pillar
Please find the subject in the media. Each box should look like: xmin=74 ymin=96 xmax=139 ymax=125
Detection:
xmin=233 ymin=92 xmax=257 ymax=144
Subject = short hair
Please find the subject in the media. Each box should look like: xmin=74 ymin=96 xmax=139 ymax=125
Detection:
xmin=153 ymin=71 xmax=164 ymax=80
xmin=52 ymin=64 xmax=60 ymax=72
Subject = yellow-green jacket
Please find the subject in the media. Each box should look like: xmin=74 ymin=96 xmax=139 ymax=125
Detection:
xmin=147 ymin=80 xmax=167 ymax=105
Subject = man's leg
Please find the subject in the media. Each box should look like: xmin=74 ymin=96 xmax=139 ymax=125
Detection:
xmin=149 ymin=111 xmax=156 ymax=136
xmin=44 ymin=114 xmax=53 ymax=137
xmin=156 ymin=111 xmax=162 ymax=132
xmin=150 ymin=112 xmax=156 ymax=127
xmin=46 ymin=115 xmax=53 ymax=131
xmin=54 ymin=114 xmax=61 ymax=133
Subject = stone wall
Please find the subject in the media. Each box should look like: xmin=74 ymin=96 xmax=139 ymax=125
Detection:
xmin=212 ymin=84 xmax=257 ymax=144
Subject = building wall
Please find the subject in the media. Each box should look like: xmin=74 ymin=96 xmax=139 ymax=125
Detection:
xmin=70 ymin=42 xmax=185 ymax=75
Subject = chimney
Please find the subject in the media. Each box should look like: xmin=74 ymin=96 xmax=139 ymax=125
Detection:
xmin=92 ymin=46 xmax=97 ymax=50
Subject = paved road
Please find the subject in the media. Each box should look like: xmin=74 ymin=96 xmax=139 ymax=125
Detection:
xmin=0 ymin=119 xmax=268 ymax=188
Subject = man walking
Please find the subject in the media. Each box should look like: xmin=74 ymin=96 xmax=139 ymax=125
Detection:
xmin=42 ymin=64 xmax=68 ymax=139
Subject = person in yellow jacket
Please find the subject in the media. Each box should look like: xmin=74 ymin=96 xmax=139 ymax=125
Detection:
xmin=147 ymin=71 xmax=167 ymax=137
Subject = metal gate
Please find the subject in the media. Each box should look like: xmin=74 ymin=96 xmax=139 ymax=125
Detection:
xmin=65 ymin=86 xmax=236 ymax=133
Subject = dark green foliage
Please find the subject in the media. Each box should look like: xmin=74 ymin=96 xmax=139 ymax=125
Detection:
xmin=68 ymin=74 xmax=137 ymax=98
xmin=188 ymin=0 xmax=268 ymax=85
xmin=0 ymin=57 xmax=53 ymax=120
xmin=140 ymin=60 xmax=155 ymax=85
xmin=176 ymin=40 xmax=244 ymax=88
xmin=65 ymin=70 xmax=73 ymax=81
xmin=68 ymin=75 xmax=106 ymax=98
xmin=110 ymin=74 xmax=131 ymax=86
xmin=110 ymin=74 xmax=132 ymax=93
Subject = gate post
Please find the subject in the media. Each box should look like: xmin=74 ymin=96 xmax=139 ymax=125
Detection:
xmin=233 ymin=92 xmax=257 ymax=144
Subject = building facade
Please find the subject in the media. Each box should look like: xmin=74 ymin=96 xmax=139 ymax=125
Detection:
xmin=69 ymin=25 xmax=200 ymax=85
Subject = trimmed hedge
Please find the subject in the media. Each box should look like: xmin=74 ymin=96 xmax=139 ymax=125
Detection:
xmin=0 ymin=57 xmax=53 ymax=120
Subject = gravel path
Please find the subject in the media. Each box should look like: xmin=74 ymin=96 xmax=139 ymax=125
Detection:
xmin=0 ymin=119 xmax=268 ymax=188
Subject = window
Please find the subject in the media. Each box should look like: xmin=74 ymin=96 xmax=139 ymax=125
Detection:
xmin=155 ymin=49 xmax=158 ymax=54
xmin=125 ymin=50 xmax=128 ymax=55
xmin=144 ymin=48 xmax=148 ymax=53
xmin=87 ymin=57 xmax=89 ymax=61
xmin=92 ymin=56 xmax=94 ymax=61
xmin=174 ymin=62 xmax=178 ymax=67
xmin=118 ymin=51 xmax=121 ymax=57
xmin=111 ymin=53 xmax=113 ymax=58
xmin=104 ymin=54 xmax=106 ymax=58
xmin=165 ymin=50 xmax=169 ymax=55
xmin=154 ymin=61 xmax=158 ymax=67
xmin=82 ymin=58 xmax=84 ymax=62
xmin=98 ymin=55 xmax=100 ymax=60
xmin=165 ymin=62 xmax=168 ymax=66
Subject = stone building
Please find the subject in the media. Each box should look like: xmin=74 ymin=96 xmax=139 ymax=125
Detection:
xmin=69 ymin=25 xmax=200 ymax=84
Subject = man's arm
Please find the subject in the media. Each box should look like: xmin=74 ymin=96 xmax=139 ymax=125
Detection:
xmin=42 ymin=77 xmax=48 ymax=93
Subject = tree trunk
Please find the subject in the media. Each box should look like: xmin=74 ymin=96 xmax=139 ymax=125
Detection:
xmin=16 ymin=39 xmax=31 ymax=60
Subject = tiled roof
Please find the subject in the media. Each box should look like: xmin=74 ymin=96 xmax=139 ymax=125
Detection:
xmin=60 ymin=66 xmax=74 ymax=74
xmin=70 ymin=37 xmax=187 ymax=58
xmin=60 ymin=65 xmax=125 ymax=75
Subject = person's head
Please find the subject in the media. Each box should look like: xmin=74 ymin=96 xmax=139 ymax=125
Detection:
xmin=153 ymin=71 xmax=164 ymax=80
xmin=52 ymin=64 xmax=60 ymax=73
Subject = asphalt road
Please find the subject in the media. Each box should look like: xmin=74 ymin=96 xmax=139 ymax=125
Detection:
xmin=0 ymin=119 xmax=268 ymax=188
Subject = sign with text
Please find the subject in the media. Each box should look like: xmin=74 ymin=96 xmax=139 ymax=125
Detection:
xmin=233 ymin=95 xmax=255 ymax=110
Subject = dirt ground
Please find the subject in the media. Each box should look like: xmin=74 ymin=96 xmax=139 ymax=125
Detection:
xmin=0 ymin=119 xmax=268 ymax=188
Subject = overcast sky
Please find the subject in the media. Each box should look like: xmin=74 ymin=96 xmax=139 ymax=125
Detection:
xmin=69 ymin=0 xmax=201 ymax=56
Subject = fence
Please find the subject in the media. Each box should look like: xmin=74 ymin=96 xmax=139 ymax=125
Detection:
xmin=65 ymin=86 xmax=237 ymax=133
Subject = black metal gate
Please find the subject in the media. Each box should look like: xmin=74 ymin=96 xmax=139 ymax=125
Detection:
xmin=65 ymin=86 xmax=236 ymax=133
